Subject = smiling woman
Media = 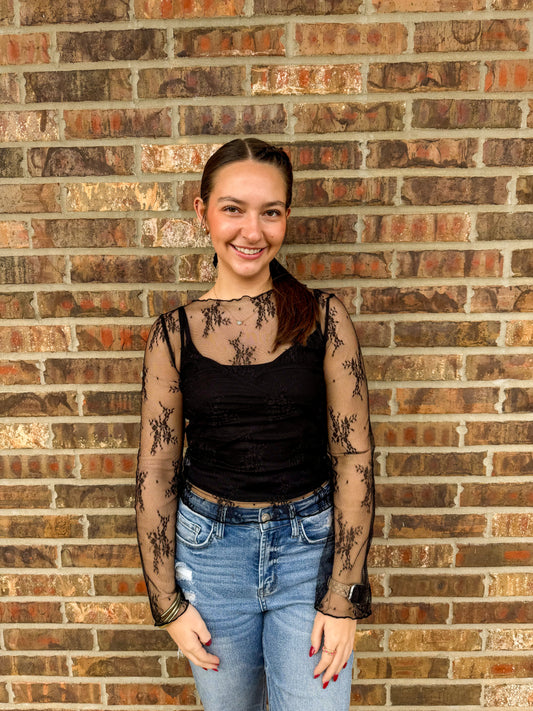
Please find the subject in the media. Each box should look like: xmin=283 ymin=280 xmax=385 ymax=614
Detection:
xmin=135 ymin=138 xmax=375 ymax=711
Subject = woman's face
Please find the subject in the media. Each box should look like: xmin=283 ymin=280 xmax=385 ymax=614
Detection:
xmin=195 ymin=160 xmax=290 ymax=287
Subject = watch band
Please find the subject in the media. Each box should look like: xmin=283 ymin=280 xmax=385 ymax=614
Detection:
xmin=327 ymin=577 xmax=353 ymax=598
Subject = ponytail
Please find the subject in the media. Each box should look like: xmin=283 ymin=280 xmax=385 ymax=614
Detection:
xmin=270 ymin=259 xmax=319 ymax=349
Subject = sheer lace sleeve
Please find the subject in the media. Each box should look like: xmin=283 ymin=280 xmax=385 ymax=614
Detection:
xmin=317 ymin=294 xmax=375 ymax=620
xmin=135 ymin=312 xmax=187 ymax=625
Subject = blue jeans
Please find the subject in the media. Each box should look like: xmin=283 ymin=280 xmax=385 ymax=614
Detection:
xmin=175 ymin=483 xmax=353 ymax=711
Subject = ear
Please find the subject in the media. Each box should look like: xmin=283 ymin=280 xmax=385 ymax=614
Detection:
xmin=194 ymin=197 xmax=206 ymax=226
xmin=285 ymin=207 xmax=291 ymax=219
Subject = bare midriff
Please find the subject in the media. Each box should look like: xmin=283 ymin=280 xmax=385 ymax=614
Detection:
xmin=189 ymin=482 xmax=328 ymax=509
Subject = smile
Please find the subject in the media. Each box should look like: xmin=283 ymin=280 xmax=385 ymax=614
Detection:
xmin=232 ymin=246 xmax=265 ymax=255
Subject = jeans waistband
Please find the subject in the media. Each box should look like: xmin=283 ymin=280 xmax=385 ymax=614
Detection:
xmin=181 ymin=481 xmax=331 ymax=524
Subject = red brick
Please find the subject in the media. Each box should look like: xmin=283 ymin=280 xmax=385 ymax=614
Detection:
xmin=0 ymin=184 xmax=59 ymax=213
xmin=294 ymin=23 xmax=406 ymax=55
xmin=175 ymin=25 xmax=284 ymax=57
xmin=461 ymin=483 xmax=533 ymax=507
xmin=135 ymin=0 xmax=245 ymax=18
xmin=413 ymin=98 xmax=521 ymax=129
xmin=373 ymin=0 xmax=484 ymax=8
xmin=0 ymin=221 xmax=29 ymax=248
xmin=106 ymin=682 xmax=196 ymax=706
xmin=33 ymin=218 xmax=136 ymax=248
xmin=373 ymin=422 xmax=459 ymax=447
xmin=64 ymin=108 xmax=171 ymax=139
xmin=88 ymin=514 xmax=136 ymax=538
xmin=72 ymin=654 xmax=161 ymax=677
xmin=0 ymin=73 xmax=19 ymax=102
xmin=142 ymin=144 xmax=220 ymax=175
xmin=457 ymin=543 xmax=532 ymax=568
xmin=77 ymin=324 xmax=149 ymax=351
xmin=415 ymin=20 xmax=528 ymax=52
xmin=454 ymin=655 xmax=533 ymax=679
xmin=293 ymin=102 xmax=404 ymax=133
xmin=369 ymin=61 xmax=479 ymax=92
xmin=255 ymin=0 xmax=360 ymax=12
xmin=293 ymin=177 xmax=396 ymax=207
xmin=0 ymin=654 xmax=68 ymax=676
xmin=58 ymin=29 xmax=166 ymax=62
xmin=493 ymin=452 xmax=533 ymax=477
xmin=0 ymin=572 xmax=90 ymax=595
xmin=0 ymin=390 xmax=77 ymax=417
xmin=39 ymin=291 xmax=143 ymax=319
xmin=0 ymin=32 xmax=50 ymax=64
xmin=4 ymin=627 xmax=93 ymax=650
xmin=493 ymin=0 xmax=533 ymax=6
xmin=93 ymin=573 xmax=146 ymax=596
xmin=29 ymin=146 xmax=134 ymax=177
xmin=61 ymin=544 xmax=140 ymax=568
xmin=486 ymin=60 xmax=533 ymax=91
xmin=370 ymin=543 xmax=454 ymax=568
xmin=466 ymin=354 xmax=532 ymax=380
xmin=395 ymin=321 xmax=499 ymax=347
xmin=0 ymin=147 xmax=22 ymax=177
xmin=252 ymin=64 xmax=362 ymax=95
xmin=350 ymin=686 xmax=386 ymax=706
xmin=512 ymin=249 xmax=533 ymax=277
xmin=369 ymin=389 xmax=391 ymax=415
xmin=467 ymin=421 xmax=532 ymax=446
xmin=402 ymin=176 xmax=509 ymax=205
xmin=44 ymin=357 xmax=142 ymax=384
xmin=386 ymin=452 xmax=485 ymax=477
xmin=362 ymin=213 xmax=470 ymax=243
xmin=286 ymin=252 xmax=390 ymax=280
xmin=147 ymin=290 xmax=193 ymax=316
xmin=0 ymin=292 xmax=35 ymax=319
xmin=389 ymin=573 xmax=484 ymax=596
xmin=389 ymin=629 xmax=481 ymax=652
xmin=0 ymin=360 xmax=39 ymax=386
xmin=0 ymin=325 xmax=70 ymax=352
xmin=70 ymin=255 xmax=175 ymax=284
xmin=369 ymin=602 xmax=449 ymax=625
xmin=20 ymin=0 xmax=128 ymax=24
xmin=79 ymin=453 xmax=137 ymax=478
xmin=390 ymin=514 xmax=486 ymax=539
xmin=367 ymin=354 xmax=461 ymax=381
xmin=97 ymin=629 xmax=178 ymax=652
xmin=397 ymin=387 xmax=498 ymax=414
xmin=1 ymin=255 xmax=64 ymax=283
xmin=56 ymin=483 xmax=134 ymax=508
xmin=0 ymin=545 xmax=57 ymax=567
xmin=367 ymin=138 xmax=477 ymax=169
xmin=361 ymin=286 xmax=467 ymax=313
xmin=472 ymin=285 xmax=532 ymax=312
xmin=517 ymin=176 xmax=533 ymax=205
xmin=476 ymin=211 xmax=533 ymax=241
xmin=52 ymin=422 xmax=139 ymax=449
xmin=0 ymin=0 xmax=14 ymax=25
xmin=484 ymin=138 xmax=533 ymax=167
xmin=454 ymin=601 xmax=533 ymax=624
xmin=391 ymin=684 xmax=481 ymax=707
xmin=283 ymin=143 xmax=363 ymax=171
xmin=377 ymin=484 xmax=456 ymax=508
xmin=12 ymin=682 xmax=101 ymax=704
xmin=0 ymin=454 xmax=75 ymax=479
xmin=82 ymin=391 xmax=140 ymax=416
xmin=66 ymin=181 xmax=171 ymax=212
xmin=25 ymin=69 xmax=131 ymax=102
xmin=356 ymin=655 xmax=448 ymax=679
xmin=65 ymin=601 xmax=149 ymax=625
xmin=503 ymin=387 xmax=533 ymax=413
xmin=397 ymin=249 xmax=502 ymax=278
xmin=138 ymin=66 xmax=245 ymax=98
xmin=179 ymin=104 xmax=287 ymax=135
xmin=0 ymin=601 xmax=62 ymax=624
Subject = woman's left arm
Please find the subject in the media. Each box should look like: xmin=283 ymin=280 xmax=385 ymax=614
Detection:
xmin=311 ymin=294 xmax=375 ymax=685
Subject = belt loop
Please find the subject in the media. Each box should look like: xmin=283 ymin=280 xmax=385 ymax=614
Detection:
xmin=215 ymin=503 xmax=226 ymax=538
xmin=289 ymin=503 xmax=299 ymax=537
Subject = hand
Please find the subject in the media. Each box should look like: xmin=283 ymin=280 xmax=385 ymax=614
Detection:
xmin=165 ymin=604 xmax=220 ymax=671
xmin=310 ymin=611 xmax=357 ymax=687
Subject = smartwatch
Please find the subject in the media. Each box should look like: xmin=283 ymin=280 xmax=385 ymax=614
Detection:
xmin=327 ymin=577 xmax=367 ymax=604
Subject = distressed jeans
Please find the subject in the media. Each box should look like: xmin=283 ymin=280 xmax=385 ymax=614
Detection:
xmin=175 ymin=483 xmax=353 ymax=711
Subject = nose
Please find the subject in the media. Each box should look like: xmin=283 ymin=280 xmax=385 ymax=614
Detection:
xmin=240 ymin=212 xmax=262 ymax=243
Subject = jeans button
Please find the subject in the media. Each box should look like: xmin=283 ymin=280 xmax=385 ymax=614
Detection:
xmin=261 ymin=512 xmax=270 ymax=523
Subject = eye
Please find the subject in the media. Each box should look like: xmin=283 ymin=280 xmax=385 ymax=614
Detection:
xmin=222 ymin=205 xmax=240 ymax=213
xmin=265 ymin=209 xmax=282 ymax=217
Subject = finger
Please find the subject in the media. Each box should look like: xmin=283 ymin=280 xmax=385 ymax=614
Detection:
xmin=313 ymin=649 xmax=336 ymax=679
xmin=322 ymin=646 xmax=351 ymax=686
xmin=309 ymin=614 xmax=324 ymax=658
xmin=186 ymin=647 xmax=220 ymax=670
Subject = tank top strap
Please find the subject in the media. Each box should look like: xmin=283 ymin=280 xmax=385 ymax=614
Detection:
xmin=177 ymin=305 xmax=189 ymax=351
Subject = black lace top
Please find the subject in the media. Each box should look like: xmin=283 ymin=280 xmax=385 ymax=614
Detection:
xmin=135 ymin=289 xmax=374 ymax=623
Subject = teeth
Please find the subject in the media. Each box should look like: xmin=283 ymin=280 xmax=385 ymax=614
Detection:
xmin=234 ymin=246 xmax=263 ymax=255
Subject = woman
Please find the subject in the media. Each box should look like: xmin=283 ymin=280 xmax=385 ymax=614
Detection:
xmin=135 ymin=138 xmax=374 ymax=711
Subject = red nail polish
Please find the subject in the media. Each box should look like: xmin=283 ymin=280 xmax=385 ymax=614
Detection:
xmin=205 ymin=639 xmax=212 ymax=646
xmin=323 ymin=681 xmax=329 ymax=690
xmin=343 ymin=662 xmax=347 ymax=669
xmin=202 ymin=667 xmax=208 ymax=671
xmin=333 ymin=674 xmax=338 ymax=682
xmin=313 ymin=673 xmax=319 ymax=679
xmin=213 ymin=668 xmax=219 ymax=672
xmin=309 ymin=646 xmax=315 ymax=657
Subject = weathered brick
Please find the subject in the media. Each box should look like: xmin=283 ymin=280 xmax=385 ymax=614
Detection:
xmin=467 ymin=421 xmax=532 ymax=446
xmin=396 ymin=387 xmax=498 ymax=414
xmin=0 ymin=602 xmax=61 ymax=625
xmin=66 ymin=182 xmax=171 ymax=212
xmin=0 ymin=391 xmax=77 ymax=417
xmin=141 ymin=144 xmax=220 ymax=174
xmin=166 ymin=655 xmax=195 ymax=677
xmin=64 ymin=108 xmax=171 ymax=139
xmin=147 ymin=290 xmax=195 ymax=316
xmin=135 ymin=0 xmax=245 ymax=18
xmin=33 ymin=218 xmax=136 ymax=248
xmin=517 ymin=176 xmax=533 ymax=205
xmin=415 ymin=20 xmax=528 ymax=53
xmin=477 ymin=212 xmax=533 ymax=241
xmin=0 ymin=360 xmax=40 ymax=386
xmin=56 ymin=483 xmax=134 ymax=508
xmin=28 ymin=146 xmax=134 ymax=177
xmin=0 ymin=255 xmax=65 ymax=284
xmin=58 ymin=29 xmax=166 ymax=62
xmin=389 ymin=629 xmax=482 ymax=652
xmin=0 ymin=423 xmax=49 ymax=449
xmin=0 ymin=545 xmax=57 ymax=568
xmin=369 ymin=389 xmax=392 ymax=415
xmin=88 ymin=514 xmax=136 ymax=538
xmin=138 ymin=66 xmax=245 ymax=98
xmin=0 ymin=655 xmax=68 ymax=676
xmin=391 ymin=684 xmax=481 ymax=707
xmin=44 ymin=357 xmax=141 ymax=384
xmin=106 ymin=682 xmax=196 ymax=706
xmin=369 ymin=602 xmax=449 ymax=625
xmin=72 ymin=654 xmax=161 ymax=677
xmin=466 ymin=354 xmax=532 ymax=380
xmin=0 ymin=0 xmax=14 ymax=25
xmin=294 ymin=23 xmax=406 ymax=55
xmin=356 ymin=655 xmax=448 ymax=679
xmin=0 ymin=484 xmax=50 ymax=508
xmin=373 ymin=0 xmax=484 ymax=8
xmin=52 ymin=422 xmax=139 ymax=449
xmin=413 ymin=99 xmax=521 ymax=129
xmin=395 ymin=321 xmax=500 ymax=347
xmin=39 ymin=291 xmax=143 ymax=319
xmin=0 ymin=147 xmax=23 ymax=177
xmin=0 ymin=110 xmax=57 ymax=142
xmin=93 ymin=573 xmax=146 ymax=596
xmin=179 ymin=104 xmax=287 ymax=135
xmin=175 ymin=25 xmax=285 ymax=57
xmin=25 ymin=69 xmax=131 ymax=102
xmin=503 ymin=387 xmax=533 ymax=413
xmin=294 ymin=177 xmax=396 ymax=208
xmin=367 ymin=354 xmax=461 ymax=381
xmin=489 ymin=572 xmax=533 ymax=596
xmin=362 ymin=286 xmax=467 ymax=313
xmin=493 ymin=452 xmax=533 ymax=477
xmin=70 ymin=255 xmax=175 ymax=283
xmin=252 ymin=64 xmax=362 ymax=95
xmin=397 ymin=249 xmax=502 ymax=278
xmin=403 ymin=176 xmax=509 ymax=206
xmin=76 ymin=325 xmax=149 ymax=351
xmin=12 ymin=681 xmax=101 ymax=704
xmin=457 ymin=543 xmax=532 ymax=568
xmin=142 ymin=218 xmax=210 ymax=250
xmin=367 ymin=138 xmax=477 ymax=169
xmin=82 ymin=391 xmax=140 ymax=416
xmin=0 ymin=454 xmax=75 ymax=479
xmin=373 ymin=421 xmax=458 ymax=447
xmin=389 ymin=573 xmax=484 ymax=597
xmin=390 ymin=514 xmax=486 ymax=539
xmin=0 ymin=73 xmax=19 ymax=102
xmin=472 ymin=286 xmax=532 ymax=312
xmin=0 ymin=325 xmax=70 ymax=353
xmin=513 ymin=248 xmax=533 ymax=277
xmin=79 ymin=453 xmax=137 ymax=478
xmin=0 ymin=221 xmax=29 ymax=247
xmin=484 ymin=683 xmax=533 ymax=708
xmin=486 ymin=60 xmax=533 ymax=91
xmin=386 ymin=452 xmax=485 ymax=477
xmin=0 ymin=292 xmax=35 ymax=319
xmin=283 ymin=142 xmax=362 ymax=171
xmin=66 ymin=601 xmax=149 ymax=625
xmin=98 ymin=628 xmax=178 ymax=652
xmin=377 ymin=483 xmax=456 ymax=508
xmin=370 ymin=543 xmax=454 ymax=568
xmin=362 ymin=213 xmax=470 ymax=243
xmin=20 ymin=0 xmax=128 ymax=24
xmin=0 ymin=184 xmax=59 ymax=213
xmin=0 ymin=572 xmax=90 ymax=595
xmin=486 ymin=629 xmax=533 ymax=651
xmin=286 ymin=252 xmax=390 ymax=280
xmin=369 ymin=62 xmax=479 ymax=92
xmin=350 ymin=685 xmax=386 ymax=707
xmin=0 ymin=32 xmax=50 ymax=64
xmin=61 ymin=544 xmax=140 ymax=569
xmin=294 ymin=101 xmax=404 ymax=133
xmin=493 ymin=514 xmax=533 ymax=538
xmin=454 ymin=601 xmax=533 ymax=624
xmin=462 ymin=483 xmax=533 ymax=507
xmin=4 ymin=627 xmax=93 ymax=650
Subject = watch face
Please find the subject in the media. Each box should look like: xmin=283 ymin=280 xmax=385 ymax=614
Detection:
xmin=349 ymin=584 xmax=367 ymax=604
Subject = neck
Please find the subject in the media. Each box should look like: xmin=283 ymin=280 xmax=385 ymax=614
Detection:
xmin=213 ymin=267 xmax=273 ymax=300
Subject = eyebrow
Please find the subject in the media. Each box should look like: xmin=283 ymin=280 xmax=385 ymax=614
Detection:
xmin=217 ymin=196 xmax=286 ymax=208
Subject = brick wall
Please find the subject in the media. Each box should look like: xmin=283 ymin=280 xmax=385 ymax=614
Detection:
xmin=0 ymin=0 xmax=532 ymax=709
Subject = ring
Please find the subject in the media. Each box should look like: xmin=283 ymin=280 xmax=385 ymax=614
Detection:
xmin=323 ymin=646 xmax=336 ymax=655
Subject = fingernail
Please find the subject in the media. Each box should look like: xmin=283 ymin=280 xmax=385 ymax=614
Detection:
xmin=323 ymin=681 xmax=329 ymax=690
xmin=309 ymin=646 xmax=315 ymax=657
xmin=333 ymin=674 xmax=338 ymax=682
xmin=213 ymin=668 xmax=219 ymax=672
xmin=313 ymin=673 xmax=320 ymax=679
xmin=343 ymin=662 xmax=347 ymax=669
xmin=202 ymin=667 xmax=208 ymax=671
xmin=205 ymin=639 xmax=212 ymax=646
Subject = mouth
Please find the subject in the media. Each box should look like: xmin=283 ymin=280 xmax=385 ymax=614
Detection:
xmin=231 ymin=245 xmax=265 ymax=256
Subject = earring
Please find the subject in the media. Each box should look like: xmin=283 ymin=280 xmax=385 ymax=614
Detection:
xmin=213 ymin=253 xmax=218 ymax=268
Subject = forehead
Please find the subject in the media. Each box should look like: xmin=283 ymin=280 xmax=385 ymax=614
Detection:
xmin=210 ymin=160 xmax=287 ymax=196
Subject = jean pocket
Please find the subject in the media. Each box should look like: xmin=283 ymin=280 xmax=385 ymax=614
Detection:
xmin=177 ymin=502 xmax=216 ymax=549
xmin=299 ymin=506 xmax=333 ymax=544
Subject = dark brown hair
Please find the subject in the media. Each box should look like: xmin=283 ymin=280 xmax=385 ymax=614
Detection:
xmin=200 ymin=138 xmax=319 ymax=348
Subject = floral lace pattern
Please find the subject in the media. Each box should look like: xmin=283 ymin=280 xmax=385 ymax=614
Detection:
xmin=135 ymin=289 xmax=374 ymax=623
